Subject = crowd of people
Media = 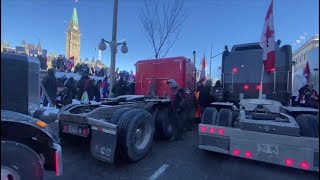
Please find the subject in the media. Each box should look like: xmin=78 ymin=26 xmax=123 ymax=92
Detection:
xmin=196 ymin=80 xmax=224 ymax=114
xmin=41 ymin=66 xmax=136 ymax=109
xmin=4 ymin=49 xmax=108 ymax=77
xmin=41 ymin=65 xmax=318 ymax=143
xmin=50 ymin=55 xmax=108 ymax=77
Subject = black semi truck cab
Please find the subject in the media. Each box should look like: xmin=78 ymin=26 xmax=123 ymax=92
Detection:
xmin=221 ymin=41 xmax=292 ymax=105
xmin=1 ymin=52 xmax=63 ymax=180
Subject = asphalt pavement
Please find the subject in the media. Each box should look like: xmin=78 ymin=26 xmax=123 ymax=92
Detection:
xmin=45 ymin=125 xmax=319 ymax=180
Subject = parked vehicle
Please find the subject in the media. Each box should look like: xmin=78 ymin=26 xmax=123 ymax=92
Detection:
xmin=198 ymin=42 xmax=319 ymax=172
xmin=58 ymin=56 xmax=196 ymax=163
xmin=221 ymin=41 xmax=292 ymax=105
xmin=1 ymin=52 xmax=63 ymax=180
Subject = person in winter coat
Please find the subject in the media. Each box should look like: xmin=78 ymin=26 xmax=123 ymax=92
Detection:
xmin=167 ymin=79 xmax=187 ymax=141
xmin=128 ymin=80 xmax=136 ymax=95
xmin=38 ymin=55 xmax=45 ymax=70
xmin=51 ymin=58 xmax=57 ymax=69
xmin=65 ymin=59 xmax=72 ymax=72
xmin=210 ymin=80 xmax=224 ymax=102
xmin=112 ymin=75 xmax=129 ymax=97
xmin=298 ymin=82 xmax=319 ymax=108
xmin=84 ymin=79 xmax=96 ymax=101
xmin=42 ymin=68 xmax=57 ymax=106
xmin=64 ymin=77 xmax=77 ymax=99
xmin=291 ymin=74 xmax=307 ymax=106
xmin=102 ymin=76 xmax=110 ymax=98
xmin=94 ymin=80 xmax=102 ymax=102
xmin=56 ymin=55 xmax=63 ymax=71
xmin=76 ymin=67 xmax=90 ymax=100
xmin=56 ymin=87 xmax=72 ymax=109
xmin=198 ymin=80 xmax=214 ymax=114
xmin=184 ymin=87 xmax=196 ymax=131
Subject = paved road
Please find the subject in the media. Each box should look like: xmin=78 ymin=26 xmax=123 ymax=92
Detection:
xmin=45 ymin=126 xmax=318 ymax=180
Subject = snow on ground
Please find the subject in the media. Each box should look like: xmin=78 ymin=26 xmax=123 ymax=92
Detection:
xmin=55 ymin=71 xmax=104 ymax=81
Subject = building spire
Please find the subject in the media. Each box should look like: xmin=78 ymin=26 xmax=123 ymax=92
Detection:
xmin=71 ymin=7 xmax=79 ymax=25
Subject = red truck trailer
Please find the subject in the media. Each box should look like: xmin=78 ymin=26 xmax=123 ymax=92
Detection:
xmin=136 ymin=56 xmax=196 ymax=98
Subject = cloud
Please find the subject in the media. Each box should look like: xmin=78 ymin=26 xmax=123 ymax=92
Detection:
xmin=294 ymin=32 xmax=308 ymax=45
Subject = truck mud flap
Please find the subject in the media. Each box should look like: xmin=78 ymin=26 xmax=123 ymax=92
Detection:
xmin=89 ymin=120 xmax=117 ymax=164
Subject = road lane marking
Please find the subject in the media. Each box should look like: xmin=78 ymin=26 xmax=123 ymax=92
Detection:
xmin=148 ymin=164 xmax=169 ymax=180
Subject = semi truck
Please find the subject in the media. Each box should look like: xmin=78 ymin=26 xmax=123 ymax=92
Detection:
xmin=221 ymin=41 xmax=292 ymax=105
xmin=198 ymin=42 xmax=319 ymax=172
xmin=1 ymin=52 xmax=63 ymax=180
xmin=57 ymin=56 xmax=196 ymax=163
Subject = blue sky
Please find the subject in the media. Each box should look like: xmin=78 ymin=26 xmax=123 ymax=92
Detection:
xmin=1 ymin=0 xmax=319 ymax=76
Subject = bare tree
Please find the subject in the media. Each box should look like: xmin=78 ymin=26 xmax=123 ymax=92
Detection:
xmin=211 ymin=66 xmax=222 ymax=81
xmin=140 ymin=0 xmax=186 ymax=58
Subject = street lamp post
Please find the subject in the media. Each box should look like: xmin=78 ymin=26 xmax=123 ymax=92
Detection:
xmin=98 ymin=0 xmax=128 ymax=97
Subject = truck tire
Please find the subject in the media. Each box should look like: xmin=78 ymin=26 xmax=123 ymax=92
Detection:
xmin=154 ymin=107 xmax=174 ymax=139
xmin=153 ymin=107 xmax=162 ymax=138
xmin=117 ymin=109 xmax=154 ymax=161
xmin=296 ymin=114 xmax=319 ymax=138
xmin=109 ymin=108 xmax=132 ymax=124
xmin=1 ymin=140 xmax=44 ymax=180
xmin=217 ymin=108 xmax=233 ymax=127
xmin=201 ymin=107 xmax=218 ymax=125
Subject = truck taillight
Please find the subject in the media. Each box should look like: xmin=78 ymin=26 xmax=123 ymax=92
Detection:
xmin=244 ymin=151 xmax=252 ymax=158
xmin=256 ymin=85 xmax=261 ymax=90
xmin=218 ymin=128 xmax=225 ymax=135
xmin=209 ymin=128 xmax=215 ymax=134
xmin=243 ymin=84 xmax=249 ymax=90
xmin=82 ymin=128 xmax=88 ymax=136
xmin=284 ymin=159 xmax=294 ymax=166
xmin=300 ymin=161 xmax=309 ymax=169
xmin=55 ymin=151 xmax=59 ymax=176
xmin=200 ymin=126 xmax=207 ymax=132
xmin=233 ymin=149 xmax=240 ymax=156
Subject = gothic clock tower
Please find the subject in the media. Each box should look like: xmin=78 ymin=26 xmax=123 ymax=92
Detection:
xmin=65 ymin=7 xmax=81 ymax=65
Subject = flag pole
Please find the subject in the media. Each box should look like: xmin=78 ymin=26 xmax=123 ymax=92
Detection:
xmin=259 ymin=64 xmax=264 ymax=99
xmin=210 ymin=42 xmax=212 ymax=79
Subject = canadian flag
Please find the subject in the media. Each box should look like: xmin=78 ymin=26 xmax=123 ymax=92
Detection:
xmin=199 ymin=56 xmax=207 ymax=83
xmin=303 ymin=61 xmax=310 ymax=78
xmin=260 ymin=0 xmax=275 ymax=72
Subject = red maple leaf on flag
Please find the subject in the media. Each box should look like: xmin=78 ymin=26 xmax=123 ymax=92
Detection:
xmin=259 ymin=0 xmax=275 ymax=72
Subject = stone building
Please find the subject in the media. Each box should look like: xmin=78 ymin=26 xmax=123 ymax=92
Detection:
xmin=65 ymin=7 xmax=81 ymax=66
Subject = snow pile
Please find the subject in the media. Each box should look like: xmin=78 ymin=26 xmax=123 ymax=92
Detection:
xmin=55 ymin=71 xmax=104 ymax=81
xmin=42 ymin=107 xmax=59 ymax=116
xmin=90 ymin=100 xmax=101 ymax=105
xmin=72 ymin=99 xmax=81 ymax=104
